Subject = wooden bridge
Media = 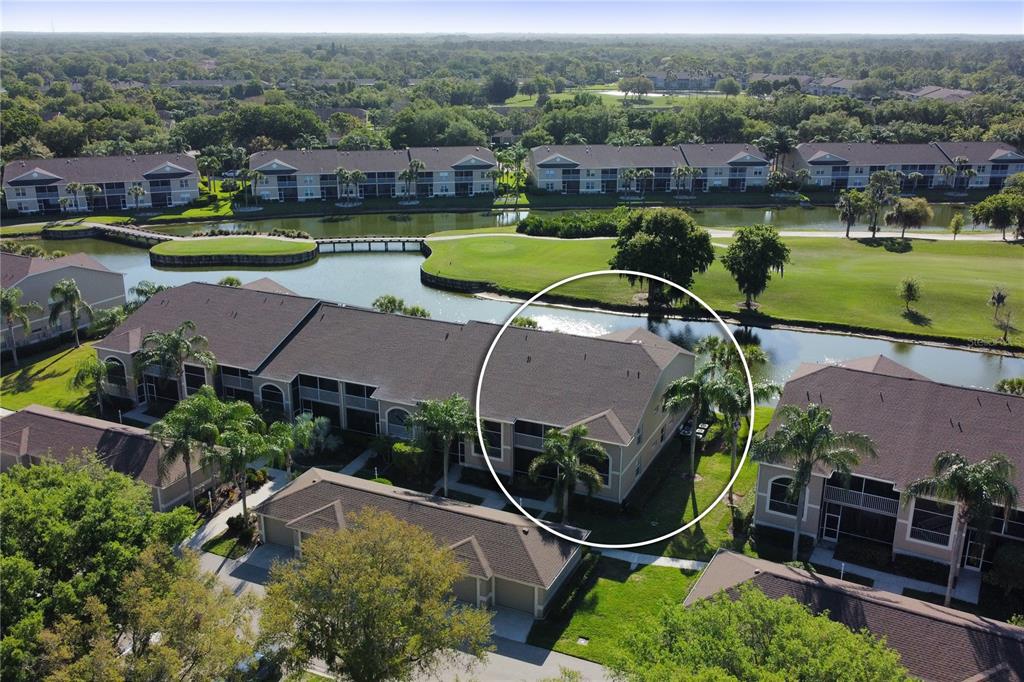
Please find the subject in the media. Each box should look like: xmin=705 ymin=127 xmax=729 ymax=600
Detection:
xmin=41 ymin=222 xmax=180 ymax=246
xmin=315 ymin=237 xmax=427 ymax=254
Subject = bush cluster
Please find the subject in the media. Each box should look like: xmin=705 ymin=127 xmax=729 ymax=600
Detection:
xmin=516 ymin=207 xmax=628 ymax=238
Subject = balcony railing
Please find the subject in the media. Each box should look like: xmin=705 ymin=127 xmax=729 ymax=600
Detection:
xmin=910 ymin=527 xmax=950 ymax=546
xmin=824 ymin=484 xmax=899 ymax=516
xmin=221 ymin=374 xmax=253 ymax=391
xmin=344 ymin=395 xmax=378 ymax=412
xmin=299 ymin=386 xmax=340 ymax=405
xmin=513 ymin=432 xmax=545 ymax=451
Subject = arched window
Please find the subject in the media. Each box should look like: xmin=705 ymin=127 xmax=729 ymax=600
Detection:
xmin=260 ymin=384 xmax=285 ymax=412
xmin=768 ymin=477 xmax=799 ymax=516
xmin=104 ymin=357 xmax=127 ymax=386
xmin=387 ymin=409 xmax=411 ymax=438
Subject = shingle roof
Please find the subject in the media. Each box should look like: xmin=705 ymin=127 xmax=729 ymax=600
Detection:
xmin=241 ymin=277 xmax=298 ymax=296
xmin=1 ymin=252 xmax=114 ymax=288
xmin=678 ymin=143 xmax=769 ymax=167
xmin=685 ymin=551 xmax=1024 ymax=682
xmin=3 ymin=153 xmax=198 ymax=186
xmin=260 ymin=303 xmax=691 ymax=444
xmin=772 ymin=358 xmax=1024 ymax=490
xmin=935 ymin=142 xmax=1024 ymax=164
xmin=249 ymin=149 xmax=411 ymax=175
xmin=0 ymin=404 xmax=188 ymax=488
xmin=95 ymin=282 xmax=319 ymax=371
xmin=793 ymin=142 xmax=951 ymax=166
xmin=256 ymin=468 xmax=586 ymax=587
xmin=531 ymin=145 xmax=687 ymax=170
xmin=407 ymin=146 xmax=496 ymax=170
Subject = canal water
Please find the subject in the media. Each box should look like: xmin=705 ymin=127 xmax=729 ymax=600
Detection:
xmin=150 ymin=203 xmax=975 ymax=239
xmin=21 ymin=237 xmax=1022 ymax=391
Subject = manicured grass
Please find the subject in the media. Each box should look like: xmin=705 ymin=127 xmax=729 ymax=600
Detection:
xmin=151 ymin=236 xmax=317 ymax=257
xmin=422 ymin=235 xmax=1022 ymax=344
xmin=528 ymin=557 xmax=698 ymax=665
xmin=0 ymin=223 xmax=46 ymax=235
xmin=201 ymin=530 xmax=254 ymax=559
xmin=1 ymin=343 xmax=97 ymax=414
xmin=493 ymin=193 xmax=530 ymax=207
xmin=427 ymin=226 xmax=518 ymax=237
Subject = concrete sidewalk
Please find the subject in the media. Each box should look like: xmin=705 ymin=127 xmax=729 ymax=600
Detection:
xmin=186 ymin=466 xmax=291 ymax=551
xmin=600 ymin=549 xmax=707 ymax=571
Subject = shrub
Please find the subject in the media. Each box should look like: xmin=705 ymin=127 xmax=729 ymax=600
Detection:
xmin=391 ymin=441 xmax=429 ymax=483
xmin=516 ymin=207 xmax=628 ymax=238
xmin=245 ymin=467 xmax=269 ymax=490
xmin=985 ymin=543 xmax=1024 ymax=595
xmin=371 ymin=477 xmax=393 ymax=486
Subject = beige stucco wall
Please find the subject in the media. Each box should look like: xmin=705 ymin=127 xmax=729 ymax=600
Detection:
xmin=892 ymin=497 xmax=960 ymax=565
xmin=753 ymin=462 xmax=825 ymax=541
xmin=262 ymin=516 xmax=299 ymax=549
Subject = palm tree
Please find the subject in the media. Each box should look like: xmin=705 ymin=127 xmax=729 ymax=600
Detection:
xmin=487 ymin=168 xmax=502 ymax=196
xmin=134 ymin=320 xmax=217 ymax=403
xmin=150 ymin=385 xmax=224 ymax=511
xmin=663 ymin=364 xmax=717 ymax=483
xmin=907 ymin=171 xmax=925 ymax=193
xmin=398 ymin=169 xmax=416 ymax=200
xmin=335 ymin=167 xmax=351 ymax=199
xmin=347 ymin=170 xmax=367 ymax=200
xmin=404 ymin=158 xmax=426 ymax=200
xmin=904 ymin=452 xmax=1018 ymax=606
xmin=620 ymin=167 xmax=638 ymax=195
xmin=635 ymin=168 xmax=655 ymax=204
xmin=240 ymin=169 xmax=263 ymax=207
xmin=794 ymin=168 xmax=810 ymax=193
xmin=528 ymin=424 xmax=607 ymax=520
xmin=754 ymin=403 xmax=878 ymax=562
xmin=208 ymin=401 xmax=267 ymax=521
xmin=952 ymin=156 xmax=969 ymax=190
xmin=58 ymin=197 xmax=72 ymax=214
xmin=68 ymin=355 xmax=112 ymax=414
xmin=127 ymin=184 xmax=146 ymax=210
xmin=407 ymin=394 xmax=475 ymax=497
xmin=65 ymin=181 xmax=83 ymax=211
xmin=989 ymin=287 xmax=1008 ymax=321
xmin=671 ymin=166 xmax=689 ymax=195
xmin=48 ymin=278 xmax=93 ymax=347
xmin=82 ymin=184 xmax=102 ymax=211
xmin=508 ymin=144 xmax=529 ymax=212
xmin=940 ymin=165 xmax=957 ymax=189
xmin=835 ymin=190 xmax=864 ymax=239
xmin=197 ymin=156 xmax=222 ymax=197
xmin=127 ymin=280 xmax=168 ymax=312
xmin=1 ymin=287 xmax=42 ymax=367
xmin=962 ymin=168 xmax=978 ymax=190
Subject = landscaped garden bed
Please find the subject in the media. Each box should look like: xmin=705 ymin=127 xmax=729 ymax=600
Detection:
xmin=833 ymin=537 xmax=949 ymax=586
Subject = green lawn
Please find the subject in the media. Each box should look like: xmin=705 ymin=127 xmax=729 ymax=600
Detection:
xmin=201 ymin=530 xmax=254 ymax=560
xmin=151 ymin=236 xmax=317 ymax=257
xmin=422 ymin=235 xmax=1022 ymax=345
xmin=427 ymin=226 xmax=518 ymax=237
xmin=528 ymin=557 xmax=698 ymax=665
xmin=1 ymin=344 xmax=97 ymax=414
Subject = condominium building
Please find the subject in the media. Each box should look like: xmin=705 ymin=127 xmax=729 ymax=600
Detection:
xmin=753 ymin=356 xmax=1023 ymax=579
xmin=3 ymin=153 xmax=200 ymax=214
xmin=94 ymin=281 xmax=695 ymax=505
xmin=784 ymin=141 xmax=1024 ymax=190
xmin=528 ymin=144 xmax=769 ymax=194
xmin=247 ymin=146 xmax=496 ymax=202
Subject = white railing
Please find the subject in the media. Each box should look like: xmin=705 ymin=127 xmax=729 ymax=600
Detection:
xmin=299 ymin=386 xmax=340 ymax=405
xmin=513 ymin=432 xmax=545 ymax=451
xmin=344 ymin=395 xmax=378 ymax=412
xmin=910 ymin=527 xmax=950 ymax=546
xmin=824 ymin=485 xmax=899 ymax=516
xmin=221 ymin=374 xmax=253 ymax=391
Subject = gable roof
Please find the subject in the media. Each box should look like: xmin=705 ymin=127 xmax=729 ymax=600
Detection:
xmin=0 ymin=404 xmax=188 ymax=488
xmin=793 ymin=142 xmax=951 ymax=167
xmin=773 ymin=357 xmax=1024 ymax=490
xmin=94 ymin=282 xmax=320 ymax=371
xmin=407 ymin=146 xmax=497 ymax=170
xmin=935 ymin=142 xmax=1024 ymax=165
xmin=0 ymin=252 xmax=114 ymax=288
xmin=686 ymin=551 xmax=1024 ymax=682
xmin=256 ymin=468 xmax=586 ymax=587
xmin=3 ymin=153 xmax=198 ymax=186
xmin=530 ymin=145 xmax=687 ymax=170
xmin=678 ymin=143 xmax=769 ymax=167
xmin=249 ymin=149 xmax=411 ymax=175
xmin=241 ymin=277 xmax=298 ymax=296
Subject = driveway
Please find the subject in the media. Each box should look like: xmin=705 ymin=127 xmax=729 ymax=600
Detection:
xmin=186 ymin=466 xmax=291 ymax=551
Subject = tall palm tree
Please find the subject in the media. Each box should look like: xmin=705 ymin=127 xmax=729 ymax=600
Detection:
xmin=82 ymin=184 xmax=102 ymax=211
xmin=835 ymin=189 xmax=864 ymax=239
xmin=663 ymin=364 xmax=717 ymax=483
xmin=794 ymin=168 xmax=810 ymax=193
xmin=940 ymin=165 xmax=957 ymax=189
xmin=1 ymin=287 xmax=42 ymax=367
xmin=635 ymin=168 xmax=655 ymax=204
xmin=58 ymin=197 xmax=72 ymax=214
xmin=962 ymin=168 xmax=978 ymax=190
xmin=65 ymin=181 xmax=83 ymax=211
xmin=671 ymin=166 xmax=689 ymax=195
xmin=904 ymin=452 xmax=1017 ymax=606
xmin=197 ymin=156 xmax=222 ymax=197
xmin=208 ymin=400 xmax=267 ymax=521
xmin=127 ymin=184 xmax=146 ymax=210
xmin=134 ymin=320 xmax=216 ymax=403
xmin=754 ymin=403 xmax=878 ymax=561
xmin=407 ymin=394 xmax=475 ymax=497
xmin=907 ymin=171 xmax=925 ymax=193
xmin=528 ymin=424 xmax=607 ymax=521
xmin=508 ymin=144 xmax=529 ymax=212
xmin=68 ymin=355 xmax=113 ymax=415
xmin=150 ymin=385 xmax=225 ymax=511
xmin=347 ymin=170 xmax=367 ymax=200
xmin=405 ymin=158 xmax=426 ymax=199
xmin=127 ymin=280 xmax=168 ymax=312
xmin=334 ymin=167 xmax=351 ymax=199
xmin=620 ymin=167 xmax=638 ymax=195
xmin=951 ymin=156 xmax=969 ymax=190
xmin=398 ymin=169 xmax=416 ymax=200
xmin=48 ymin=278 xmax=93 ymax=347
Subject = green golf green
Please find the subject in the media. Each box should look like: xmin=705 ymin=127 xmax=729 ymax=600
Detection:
xmin=151 ymin=236 xmax=317 ymax=257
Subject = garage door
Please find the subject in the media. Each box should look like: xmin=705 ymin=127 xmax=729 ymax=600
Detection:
xmin=262 ymin=517 xmax=296 ymax=549
xmin=494 ymin=578 xmax=535 ymax=614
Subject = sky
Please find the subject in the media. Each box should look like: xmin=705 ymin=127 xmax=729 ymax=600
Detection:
xmin=1 ymin=0 xmax=1022 ymax=35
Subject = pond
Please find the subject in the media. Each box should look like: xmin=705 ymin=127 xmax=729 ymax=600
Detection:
xmin=146 ymin=203 xmax=974 ymax=239
xmin=22 ymin=238 xmax=1023 ymax=392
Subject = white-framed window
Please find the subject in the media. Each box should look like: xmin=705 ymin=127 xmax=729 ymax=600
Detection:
xmin=753 ymin=169 xmax=763 ymax=176
xmin=768 ymin=477 xmax=798 ymax=516
xmin=543 ymin=170 xmax=555 ymax=178
xmin=14 ymin=187 xmax=27 ymax=197
xmin=178 ymin=179 xmax=189 ymax=188
xmin=976 ymin=165 xmax=986 ymax=173
xmin=473 ymin=420 xmax=503 ymax=459
xmin=909 ymin=498 xmax=954 ymax=546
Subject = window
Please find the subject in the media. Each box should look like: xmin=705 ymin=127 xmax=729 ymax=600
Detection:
xmin=184 ymin=364 xmax=206 ymax=395
xmin=344 ymin=382 xmax=372 ymax=398
xmin=14 ymin=188 xmax=27 ymax=197
xmin=910 ymin=498 xmax=954 ymax=545
xmin=585 ymin=450 xmax=610 ymax=486
xmin=768 ymin=477 xmax=798 ymax=516
xmin=261 ymin=384 xmax=285 ymax=412
xmin=104 ymin=358 xmax=127 ymax=386
xmin=473 ymin=420 xmax=502 ymax=458
xmin=178 ymin=179 xmax=188 ymax=188
xmin=387 ymin=409 xmax=410 ymax=438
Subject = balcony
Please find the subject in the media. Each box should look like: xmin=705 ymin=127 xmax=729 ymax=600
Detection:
xmin=221 ymin=374 xmax=253 ymax=391
xmin=824 ymin=484 xmax=899 ymax=516
xmin=513 ymin=432 xmax=545 ymax=451
xmin=344 ymin=395 xmax=378 ymax=412
xmin=299 ymin=386 xmax=340 ymax=405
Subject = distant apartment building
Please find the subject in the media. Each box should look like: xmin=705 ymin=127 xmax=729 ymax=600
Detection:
xmin=528 ymin=144 xmax=769 ymax=194
xmin=785 ymin=141 xmax=1024 ymax=190
xmin=807 ymin=77 xmax=864 ymax=97
xmin=753 ymin=356 xmax=1023 ymax=579
xmin=94 ymin=281 xmax=695 ymax=505
xmin=0 ymin=252 xmax=125 ymax=352
xmin=247 ymin=146 xmax=496 ymax=202
xmin=745 ymin=73 xmax=814 ymax=90
xmin=896 ymin=85 xmax=975 ymax=103
xmin=643 ymin=71 xmax=722 ymax=91
xmin=2 ymin=153 xmax=200 ymax=214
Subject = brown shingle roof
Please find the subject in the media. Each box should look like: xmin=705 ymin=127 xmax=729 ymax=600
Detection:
xmin=0 ymin=404 xmax=187 ymax=487
xmin=256 ymin=468 xmax=585 ymax=587
xmin=407 ymin=146 xmax=496 ymax=170
xmin=678 ymin=143 xmax=769 ymax=167
xmin=249 ymin=149 xmax=411 ymax=175
xmin=773 ymin=359 xmax=1024 ymax=490
xmin=686 ymin=551 xmax=1024 ymax=682
xmin=241 ymin=277 xmax=297 ymax=296
xmin=1 ymin=252 xmax=113 ymax=288
xmin=94 ymin=282 xmax=319 ymax=371
xmin=935 ymin=142 xmax=1024 ymax=164
xmin=531 ymin=144 xmax=686 ymax=170
xmin=3 ymin=153 xmax=198 ymax=186
xmin=794 ymin=142 xmax=951 ymax=166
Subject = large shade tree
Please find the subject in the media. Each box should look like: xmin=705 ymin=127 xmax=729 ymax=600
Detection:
xmin=720 ymin=224 xmax=791 ymax=310
xmin=754 ymin=403 xmax=877 ymax=561
xmin=904 ymin=452 xmax=1018 ymax=606
xmin=885 ymin=197 xmax=934 ymax=239
xmin=528 ymin=424 xmax=608 ymax=520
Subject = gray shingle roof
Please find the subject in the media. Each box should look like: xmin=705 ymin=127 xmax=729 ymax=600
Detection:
xmin=772 ymin=358 xmax=1024 ymax=490
xmin=793 ymin=142 xmax=951 ymax=166
xmin=0 ymin=252 xmax=114 ymax=288
xmin=531 ymin=145 xmax=687 ymax=170
xmin=678 ymin=143 xmax=769 ymax=167
xmin=249 ymin=146 xmax=496 ymax=175
xmin=686 ymin=551 xmax=1024 ymax=682
xmin=407 ymin=146 xmax=496 ymax=170
xmin=256 ymin=468 xmax=585 ymax=587
xmin=0 ymin=404 xmax=189 ymax=487
xmin=95 ymin=282 xmax=319 ymax=371
xmin=934 ymin=142 xmax=1024 ymax=164
xmin=3 ymin=153 xmax=198 ymax=186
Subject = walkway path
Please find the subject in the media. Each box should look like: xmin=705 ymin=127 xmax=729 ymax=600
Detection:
xmin=438 ymin=464 xmax=557 ymax=514
xmin=600 ymin=549 xmax=708 ymax=571
xmin=185 ymin=466 xmax=291 ymax=551
xmin=810 ymin=546 xmax=982 ymax=604
xmin=339 ymin=448 xmax=375 ymax=475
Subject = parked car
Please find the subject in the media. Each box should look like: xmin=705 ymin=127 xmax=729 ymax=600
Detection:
xmin=679 ymin=419 xmax=711 ymax=439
